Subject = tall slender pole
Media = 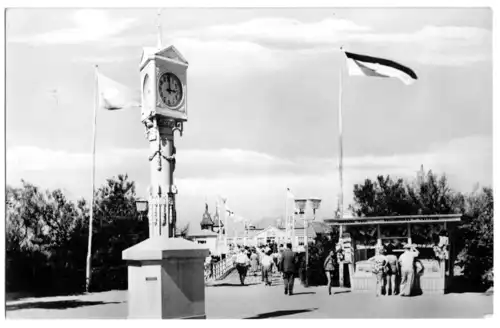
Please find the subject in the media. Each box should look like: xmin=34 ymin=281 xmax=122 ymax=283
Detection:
xmin=85 ymin=65 xmax=99 ymax=293
xmin=156 ymin=9 xmax=163 ymax=49
xmin=285 ymin=189 xmax=289 ymax=243
xmin=338 ymin=49 xmax=345 ymax=287
xmin=338 ymin=51 xmax=344 ymax=221
xmin=216 ymin=201 xmax=220 ymax=255
xmin=304 ymin=213 xmax=308 ymax=287
xmin=224 ymin=206 xmax=228 ymax=250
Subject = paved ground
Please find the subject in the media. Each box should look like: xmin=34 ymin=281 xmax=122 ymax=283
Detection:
xmin=6 ymin=272 xmax=493 ymax=319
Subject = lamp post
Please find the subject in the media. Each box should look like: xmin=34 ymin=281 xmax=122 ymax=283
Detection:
xmin=294 ymin=198 xmax=322 ymax=287
xmin=294 ymin=199 xmax=307 ymax=248
xmin=136 ymin=198 xmax=149 ymax=216
xmin=294 ymin=199 xmax=307 ymax=285
xmin=135 ymin=198 xmax=149 ymax=240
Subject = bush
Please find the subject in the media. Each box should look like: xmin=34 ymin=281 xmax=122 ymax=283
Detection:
xmin=5 ymin=174 xmax=148 ymax=295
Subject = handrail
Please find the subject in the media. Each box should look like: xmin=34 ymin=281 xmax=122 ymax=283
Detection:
xmin=204 ymin=254 xmax=235 ymax=281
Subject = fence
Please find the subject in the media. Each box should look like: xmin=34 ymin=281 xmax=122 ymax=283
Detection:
xmin=204 ymin=254 xmax=235 ymax=281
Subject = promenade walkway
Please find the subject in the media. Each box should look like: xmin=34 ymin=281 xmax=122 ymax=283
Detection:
xmin=7 ymin=276 xmax=492 ymax=319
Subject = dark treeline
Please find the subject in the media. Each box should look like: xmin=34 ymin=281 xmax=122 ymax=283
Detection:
xmin=6 ymin=174 xmax=148 ymax=294
xmin=307 ymin=168 xmax=493 ymax=289
xmin=5 ymin=168 xmax=493 ymax=295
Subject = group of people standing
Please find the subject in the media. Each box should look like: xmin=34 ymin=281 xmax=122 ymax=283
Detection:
xmin=372 ymin=243 xmax=420 ymax=297
xmin=231 ymin=240 xmax=422 ymax=298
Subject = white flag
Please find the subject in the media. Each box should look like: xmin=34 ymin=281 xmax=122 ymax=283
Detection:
xmin=97 ymin=71 xmax=140 ymax=110
xmin=286 ymin=188 xmax=295 ymax=199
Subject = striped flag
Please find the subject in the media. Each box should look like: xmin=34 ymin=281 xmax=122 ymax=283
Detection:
xmin=97 ymin=71 xmax=141 ymax=110
xmin=344 ymin=51 xmax=418 ymax=85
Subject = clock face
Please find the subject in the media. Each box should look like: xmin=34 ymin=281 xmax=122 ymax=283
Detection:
xmin=158 ymin=72 xmax=183 ymax=108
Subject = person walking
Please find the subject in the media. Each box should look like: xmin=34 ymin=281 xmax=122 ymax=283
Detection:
xmin=324 ymin=250 xmax=336 ymax=295
xmin=261 ymin=250 xmax=274 ymax=286
xmin=250 ymin=250 xmax=260 ymax=276
xmin=258 ymin=247 xmax=266 ymax=282
xmin=372 ymin=245 xmax=388 ymax=297
xmin=235 ymin=248 xmax=250 ymax=285
xmin=279 ymin=243 xmax=297 ymax=296
xmin=399 ymin=244 xmax=419 ymax=296
xmin=385 ymin=243 xmax=400 ymax=296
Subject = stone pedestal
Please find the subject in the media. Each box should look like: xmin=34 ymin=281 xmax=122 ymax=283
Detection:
xmin=122 ymin=236 xmax=209 ymax=319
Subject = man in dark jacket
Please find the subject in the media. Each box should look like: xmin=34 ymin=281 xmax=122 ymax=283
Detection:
xmin=279 ymin=243 xmax=297 ymax=295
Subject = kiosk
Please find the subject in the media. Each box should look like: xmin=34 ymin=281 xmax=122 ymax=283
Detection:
xmin=325 ymin=214 xmax=461 ymax=295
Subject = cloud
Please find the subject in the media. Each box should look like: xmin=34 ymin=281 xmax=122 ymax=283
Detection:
xmin=7 ymin=134 xmax=491 ymax=193
xmin=71 ymin=56 xmax=129 ymax=64
xmin=176 ymin=17 xmax=371 ymax=47
xmin=6 ymin=135 xmax=491 ymax=227
xmin=348 ymin=25 xmax=491 ymax=66
xmin=169 ymin=37 xmax=290 ymax=77
xmin=174 ymin=17 xmax=491 ymax=66
xmin=9 ymin=10 xmax=137 ymax=45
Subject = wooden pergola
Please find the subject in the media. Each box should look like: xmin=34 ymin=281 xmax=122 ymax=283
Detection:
xmin=324 ymin=214 xmax=462 ymax=294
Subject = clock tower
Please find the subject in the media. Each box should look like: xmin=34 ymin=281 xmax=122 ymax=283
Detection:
xmin=140 ymin=45 xmax=188 ymax=238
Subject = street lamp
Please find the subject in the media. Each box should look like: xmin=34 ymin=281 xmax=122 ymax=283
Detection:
xmin=135 ymin=198 xmax=148 ymax=219
xmin=308 ymin=198 xmax=322 ymax=218
xmin=294 ymin=199 xmax=307 ymax=248
xmin=294 ymin=197 xmax=322 ymax=287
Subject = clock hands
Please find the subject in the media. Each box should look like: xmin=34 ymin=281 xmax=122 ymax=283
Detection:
xmin=166 ymin=77 xmax=178 ymax=94
xmin=159 ymin=73 xmax=182 ymax=107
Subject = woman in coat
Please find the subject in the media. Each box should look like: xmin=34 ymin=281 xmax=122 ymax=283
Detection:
xmin=324 ymin=250 xmax=336 ymax=295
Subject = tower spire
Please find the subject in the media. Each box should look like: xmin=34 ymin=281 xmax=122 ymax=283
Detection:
xmin=156 ymin=9 xmax=163 ymax=50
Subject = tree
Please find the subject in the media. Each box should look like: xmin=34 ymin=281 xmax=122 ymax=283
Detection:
xmin=6 ymin=175 xmax=149 ymax=294
xmin=349 ymin=176 xmax=416 ymax=217
xmin=455 ymin=187 xmax=493 ymax=287
xmin=349 ymin=169 xmax=459 ymax=217
xmin=90 ymin=174 xmax=148 ymax=291
xmin=6 ymin=181 xmax=84 ymax=293
xmin=348 ymin=167 xmax=493 ymax=288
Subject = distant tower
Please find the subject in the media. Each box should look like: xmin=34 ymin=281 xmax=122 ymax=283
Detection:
xmin=212 ymin=202 xmax=224 ymax=233
xmin=200 ymin=203 xmax=214 ymax=231
xmin=417 ymin=164 xmax=425 ymax=185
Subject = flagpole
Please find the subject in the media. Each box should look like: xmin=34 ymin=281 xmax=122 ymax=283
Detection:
xmin=285 ymin=188 xmax=289 ymax=243
xmin=85 ymin=65 xmax=99 ymax=293
xmin=338 ymin=48 xmax=345 ymax=288
xmin=157 ymin=9 xmax=163 ymax=49
xmin=224 ymin=206 xmax=228 ymax=250
xmin=338 ymin=48 xmax=344 ymax=222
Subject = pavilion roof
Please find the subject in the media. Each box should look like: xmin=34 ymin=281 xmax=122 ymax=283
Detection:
xmin=324 ymin=214 xmax=461 ymax=226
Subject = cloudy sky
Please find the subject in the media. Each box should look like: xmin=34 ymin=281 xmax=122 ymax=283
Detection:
xmin=6 ymin=7 xmax=492 ymax=230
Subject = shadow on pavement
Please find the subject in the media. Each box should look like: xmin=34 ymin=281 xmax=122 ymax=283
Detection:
xmin=210 ymin=282 xmax=261 ymax=287
xmin=291 ymin=292 xmax=316 ymax=296
xmin=6 ymin=300 xmax=122 ymax=311
xmin=333 ymin=290 xmax=351 ymax=295
xmin=245 ymin=308 xmax=318 ymax=319
xmin=6 ymin=291 xmax=83 ymax=302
